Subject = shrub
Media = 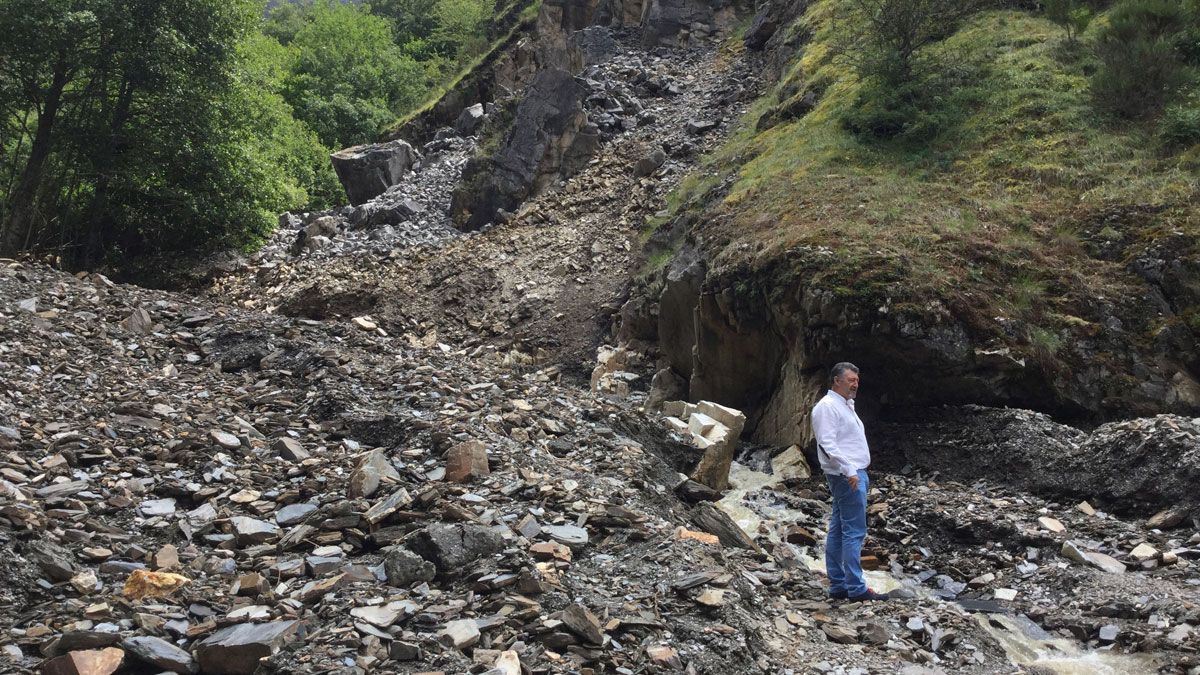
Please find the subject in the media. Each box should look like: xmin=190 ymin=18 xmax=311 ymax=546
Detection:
xmin=1160 ymin=101 xmax=1200 ymax=146
xmin=830 ymin=0 xmax=991 ymax=140
xmin=1091 ymin=0 xmax=1190 ymax=118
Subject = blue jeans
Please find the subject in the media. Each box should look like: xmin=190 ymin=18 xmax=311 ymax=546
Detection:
xmin=826 ymin=469 xmax=869 ymax=597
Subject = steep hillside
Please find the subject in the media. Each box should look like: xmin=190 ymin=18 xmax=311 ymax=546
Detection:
xmin=627 ymin=1 xmax=1200 ymax=449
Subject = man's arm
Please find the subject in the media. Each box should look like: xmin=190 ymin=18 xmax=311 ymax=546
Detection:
xmin=812 ymin=403 xmax=856 ymax=479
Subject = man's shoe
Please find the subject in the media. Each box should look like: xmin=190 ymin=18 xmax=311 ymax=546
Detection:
xmin=829 ymin=590 xmax=848 ymax=600
xmin=847 ymin=589 xmax=889 ymax=602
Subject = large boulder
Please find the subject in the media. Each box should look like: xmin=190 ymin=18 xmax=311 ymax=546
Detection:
xmin=330 ymin=140 xmax=421 ymax=206
xmin=452 ymin=69 xmax=600 ymax=230
xmin=406 ymin=523 xmax=504 ymax=577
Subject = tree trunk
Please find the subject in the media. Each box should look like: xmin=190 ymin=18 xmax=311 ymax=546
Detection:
xmin=81 ymin=73 xmax=135 ymax=266
xmin=2 ymin=66 xmax=69 ymax=256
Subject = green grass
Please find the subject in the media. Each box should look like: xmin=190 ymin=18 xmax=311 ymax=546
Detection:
xmin=654 ymin=0 xmax=1199 ymax=363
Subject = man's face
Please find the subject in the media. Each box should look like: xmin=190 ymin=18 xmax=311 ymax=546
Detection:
xmin=833 ymin=371 xmax=860 ymax=399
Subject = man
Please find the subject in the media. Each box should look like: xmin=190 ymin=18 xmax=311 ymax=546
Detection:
xmin=810 ymin=362 xmax=887 ymax=602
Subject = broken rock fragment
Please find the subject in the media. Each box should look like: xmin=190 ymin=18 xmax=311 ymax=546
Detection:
xmin=561 ymin=604 xmax=604 ymax=645
xmin=1061 ymin=540 xmax=1127 ymax=574
xmin=42 ymin=647 xmax=125 ymax=675
xmin=194 ymin=621 xmax=300 ymax=675
xmin=543 ymin=524 xmax=589 ymax=550
xmin=408 ymin=523 xmax=503 ymax=576
xmin=348 ymin=448 xmax=401 ymax=498
xmin=438 ymin=619 xmax=480 ymax=650
xmin=122 ymin=570 xmax=190 ymax=600
xmin=445 ymin=439 xmax=490 ymax=482
xmin=230 ymin=516 xmax=280 ymax=546
xmin=271 ymin=437 xmax=310 ymax=462
xmin=26 ymin=539 xmax=79 ymax=581
xmin=383 ymin=546 xmax=436 ymax=586
xmin=121 ymin=636 xmax=197 ymax=674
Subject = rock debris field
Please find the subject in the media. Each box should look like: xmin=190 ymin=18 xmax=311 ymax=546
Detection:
xmin=3 ymin=27 xmax=1200 ymax=675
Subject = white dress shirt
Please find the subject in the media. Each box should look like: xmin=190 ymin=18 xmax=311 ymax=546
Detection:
xmin=811 ymin=390 xmax=871 ymax=477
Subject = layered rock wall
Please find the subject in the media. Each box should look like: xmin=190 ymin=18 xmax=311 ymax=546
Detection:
xmin=628 ymin=248 xmax=1200 ymax=451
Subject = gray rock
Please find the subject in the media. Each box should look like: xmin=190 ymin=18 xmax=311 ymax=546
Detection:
xmin=439 ymin=618 xmax=480 ymax=650
xmin=230 ymin=517 xmax=280 ymax=546
xmin=383 ymin=546 xmax=437 ymax=586
xmin=1061 ymin=540 xmax=1127 ymax=574
xmin=348 ymin=448 xmax=401 ymax=499
xmin=45 ymin=630 xmax=121 ymax=656
xmin=544 ymin=524 xmax=589 ymax=550
xmin=455 ymin=103 xmax=485 ymax=137
xmin=139 ymin=498 xmax=176 ymax=517
xmin=209 ymin=430 xmax=241 ymax=449
xmin=407 ymin=523 xmax=504 ymax=576
xmin=274 ymin=503 xmax=317 ymax=527
xmin=570 ymin=26 xmax=620 ymax=66
xmin=25 ymin=539 xmax=78 ymax=582
xmin=451 ymin=69 xmax=599 ymax=230
xmin=634 ymin=148 xmax=666 ymax=177
xmin=121 ymin=636 xmax=197 ymax=674
xmin=331 ymin=140 xmax=422 ymax=206
xmin=271 ymin=437 xmax=309 ymax=462
xmin=194 ymin=621 xmax=300 ymax=675
xmin=561 ymin=604 xmax=604 ymax=645
xmin=744 ymin=0 xmax=780 ymax=50
xmin=305 ymin=234 xmax=332 ymax=252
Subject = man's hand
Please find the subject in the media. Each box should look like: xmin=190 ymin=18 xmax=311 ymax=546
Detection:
xmin=847 ymin=474 xmax=860 ymax=491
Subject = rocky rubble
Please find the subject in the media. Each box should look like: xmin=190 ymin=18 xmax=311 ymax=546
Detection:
xmin=255 ymin=136 xmax=475 ymax=271
xmin=8 ymin=258 xmax=1200 ymax=674
xmin=878 ymin=405 xmax=1200 ymax=516
xmin=212 ymin=29 xmax=755 ymax=372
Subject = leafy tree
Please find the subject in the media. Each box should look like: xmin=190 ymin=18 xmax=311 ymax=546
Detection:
xmin=368 ymin=0 xmax=440 ymax=46
xmin=0 ymin=0 xmax=324 ymax=264
xmin=0 ymin=0 xmax=101 ymax=254
xmin=284 ymin=0 xmax=432 ymax=147
xmin=1044 ymin=0 xmax=1094 ymax=41
xmin=237 ymin=33 xmax=343 ymax=210
xmin=263 ymin=1 xmax=314 ymax=45
xmin=433 ymin=0 xmax=493 ymax=64
xmin=831 ymin=0 xmax=993 ymax=87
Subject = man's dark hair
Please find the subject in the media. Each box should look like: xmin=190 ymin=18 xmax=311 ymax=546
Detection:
xmin=831 ymin=362 xmax=859 ymax=383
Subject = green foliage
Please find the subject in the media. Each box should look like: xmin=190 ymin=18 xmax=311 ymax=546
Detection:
xmin=238 ymin=33 xmax=343 ymax=209
xmin=1028 ymin=326 xmax=1064 ymax=362
xmin=369 ymin=0 xmax=441 ymax=55
xmin=1160 ymin=99 xmax=1200 ymax=146
xmin=1044 ymin=0 xmax=1094 ymax=41
xmin=830 ymin=0 xmax=991 ymax=140
xmin=284 ymin=1 xmax=434 ymax=148
xmin=1091 ymin=0 xmax=1191 ymax=118
xmin=434 ymin=0 xmax=494 ymax=63
xmin=0 ymin=0 xmax=537 ymax=265
xmin=263 ymin=0 xmax=312 ymax=44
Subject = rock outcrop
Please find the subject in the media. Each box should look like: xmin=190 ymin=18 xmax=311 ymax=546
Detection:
xmin=627 ymin=244 xmax=1200 ymax=451
xmin=451 ymin=68 xmax=600 ymax=230
xmin=330 ymin=140 xmax=422 ymax=206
